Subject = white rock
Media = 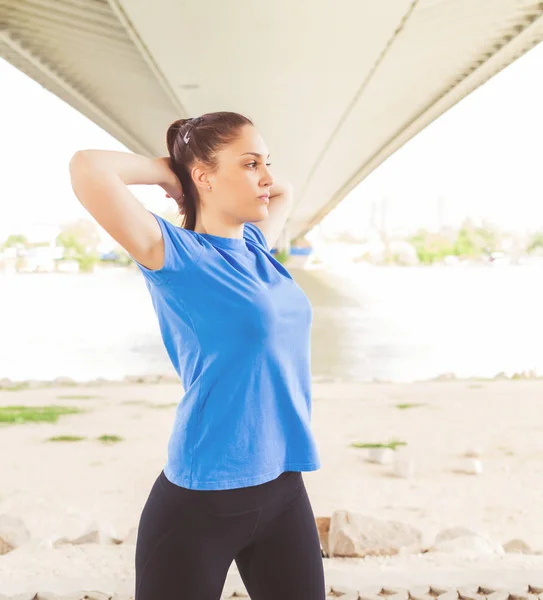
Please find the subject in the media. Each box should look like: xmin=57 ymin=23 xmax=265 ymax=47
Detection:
xmin=460 ymin=458 xmax=483 ymax=475
xmin=0 ymin=514 xmax=31 ymax=554
xmin=435 ymin=526 xmax=478 ymax=544
xmin=393 ymin=456 xmax=416 ymax=479
xmin=430 ymin=527 xmax=503 ymax=557
xmin=367 ymin=447 xmax=394 ymax=464
xmin=431 ymin=535 xmax=503 ymax=556
xmin=328 ymin=511 xmax=422 ymax=557
xmin=503 ymin=538 xmax=532 ymax=554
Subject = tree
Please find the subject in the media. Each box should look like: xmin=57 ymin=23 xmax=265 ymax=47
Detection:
xmin=3 ymin=234 xmax=28 ymax=249
xmin=527 ymin=232 xmax=543 ymax=254
xmin=56 ymin=219 xmax=101 ymax=273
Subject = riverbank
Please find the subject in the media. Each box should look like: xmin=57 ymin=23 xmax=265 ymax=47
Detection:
xmin=1 ymin=377 xmax=542 ymax=594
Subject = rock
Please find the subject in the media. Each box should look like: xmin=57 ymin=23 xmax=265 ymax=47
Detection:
xmin=357 ymin=586 xmax=382 ymax=598
xmin=81 ymin=592 xmax=113 ymax=600
xmin=457 ymin=458 xmax=483 ymax=475
xmin=0 ymin=514 xmax=31 ymax=554
xmin=71 ymin=529 xmax=101 ymax=545
xmin=393 ymin=456 xmax=416 ymax=479
xmin=477 ymin=587 xmax=498 ymax=595
xmin=528 ymin=587 xmax=543 ymax=594
xmin=503 ymin=538 xmax=532 ymax=554
xmin=508 ymin=591 xmax=538 ymax=600
xmin=409 ymin=586 xmax=432 ymax=600
xmin=367 ymin=448 xmax=394 ymax=464
xmin=50 ymin=535 xmax=72 ymax=549
xmin=464 ymin=447 xmax=482 ymax=458
xmin=435 ymin=527 xmax=478 ymax=544
xmin=329 ymin=586 xmax=359 ymax=599
xmin=328 ymin=511 xmax=422 ymax=557
xmin=436 ymin=592 xmax=460 ymax=600
xmin=430 ymin=528 xmax=502 ymax=556
xmin=337 ymin=592 xmax=360 ymax=600
xmin=315 ymin=516 xmax=330 ymax=557
xmin=381 ymin=587 xmax=404 ymax=596
xmin=457 ymin=587 xmax=481 ymax=600
xmin=429 ymin=586 xmax=457 ymax=596
xmin=388 ymin=592 xmax=409 ymax=600
xmin=486 ymin=593 xmax=510 ymax=600
xmin=54 ymin=522 xmax=122 ymax=546
xmin=432 ymin=527 xmax=502 ymax=555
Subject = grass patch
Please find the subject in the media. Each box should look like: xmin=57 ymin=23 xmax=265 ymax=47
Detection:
xmin=394 ymin=402 xmax=426 ymax=410
xmin=150 ymin=403 xmax=178 ymax=409
xmin=47 ymin=435 xmax=87 ymax=442
xmin=97 ymin=434 xmax=123 ymax=443
xmin=0 ymin=405 xmax=83 ymax=424
xmin=56 ymin=394 xmax=102 ymax=400
xmin=350 ymin=439 xmax=407 ymax=451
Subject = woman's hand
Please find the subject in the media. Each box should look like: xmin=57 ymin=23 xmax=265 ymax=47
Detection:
xmin=153 ymin=157 xmax=185 ymax=211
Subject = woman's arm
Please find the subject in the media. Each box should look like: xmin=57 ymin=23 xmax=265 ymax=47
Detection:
xmin=253 ymin=177 xmax=294 ymax=250
xmin=68 ymin=151 xmax=182 ymax=270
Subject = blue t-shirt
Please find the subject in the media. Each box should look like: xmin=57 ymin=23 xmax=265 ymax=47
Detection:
xmin=131 ymin=213 xmax=321 ymax=490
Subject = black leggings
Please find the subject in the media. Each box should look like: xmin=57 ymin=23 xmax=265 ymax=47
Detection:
xmin=135 ymin=469 xmax=326 ymax=599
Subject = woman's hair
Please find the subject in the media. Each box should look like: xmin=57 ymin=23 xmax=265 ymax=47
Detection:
xmin=166 ymin=111 xmax=254 ymax=230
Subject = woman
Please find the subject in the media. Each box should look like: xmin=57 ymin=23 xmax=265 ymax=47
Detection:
xmin=69 ymin=111 xmax=325 ymax=599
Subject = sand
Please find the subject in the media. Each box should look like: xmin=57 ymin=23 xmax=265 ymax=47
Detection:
xmin=1 ymin=377 xmax=543 ymax=595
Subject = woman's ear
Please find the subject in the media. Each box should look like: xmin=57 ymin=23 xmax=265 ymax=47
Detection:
xmin=191 ymin=164 xmax=210 ymax=192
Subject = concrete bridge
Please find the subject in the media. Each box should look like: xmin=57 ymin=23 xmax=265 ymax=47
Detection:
xmin=2 ymin=1 xmax=542 ymax=245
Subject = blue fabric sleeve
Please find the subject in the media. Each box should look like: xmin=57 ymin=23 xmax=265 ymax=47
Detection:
xmin=243 ymin=222 xmax=269 ymax=251
xmin=131 ymin=212 xmax=202 ymax=285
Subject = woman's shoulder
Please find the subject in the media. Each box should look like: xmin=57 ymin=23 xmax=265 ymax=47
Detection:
xmin=131 ymin=212 xmax=203 ymax=284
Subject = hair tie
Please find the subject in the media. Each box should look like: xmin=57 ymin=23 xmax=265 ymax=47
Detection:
xmin=183 ymin=117 xmax=204 ymax=144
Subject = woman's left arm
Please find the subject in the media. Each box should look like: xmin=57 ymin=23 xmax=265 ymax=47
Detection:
xmin=255 ymin=178 xmax=294 ymax=250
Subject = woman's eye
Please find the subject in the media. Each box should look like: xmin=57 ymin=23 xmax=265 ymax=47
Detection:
xmin=247 ymin=162 xmax=272 ymax=168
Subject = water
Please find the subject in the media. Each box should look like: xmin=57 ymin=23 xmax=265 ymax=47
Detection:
xmin=0 ymin=265 xmax=542 ymax=383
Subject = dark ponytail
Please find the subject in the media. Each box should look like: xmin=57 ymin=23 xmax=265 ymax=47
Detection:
xmin=166 ymin=111 xmax=253 ymax=230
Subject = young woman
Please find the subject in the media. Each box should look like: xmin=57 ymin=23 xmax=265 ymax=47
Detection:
xmin=69 ymin=111 xmax=325 ymax=599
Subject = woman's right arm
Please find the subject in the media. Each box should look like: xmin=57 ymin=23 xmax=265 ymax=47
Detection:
xmin=68 ymin=150 xmax=181 ymax=271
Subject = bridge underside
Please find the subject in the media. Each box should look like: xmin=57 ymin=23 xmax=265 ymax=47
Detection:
xmin=2 ymin=1 xmax=542 ymax=239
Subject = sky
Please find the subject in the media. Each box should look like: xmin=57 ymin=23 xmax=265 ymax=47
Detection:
xmin=321 ymin=41 xmax=543 ymax=238
xmin=1 ymin=40 xmax=542 ymax=245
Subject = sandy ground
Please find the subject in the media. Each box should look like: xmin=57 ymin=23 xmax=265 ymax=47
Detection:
xmin=1 ymin=378 xmax=543 ymax=594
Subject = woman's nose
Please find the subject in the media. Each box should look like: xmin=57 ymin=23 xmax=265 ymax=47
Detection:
xmin=262 ymin=167 xmax=273 ymax=187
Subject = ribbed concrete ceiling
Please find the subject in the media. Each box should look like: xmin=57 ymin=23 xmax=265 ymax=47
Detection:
xmin=1 ymin=0 xmax=542 ymax=239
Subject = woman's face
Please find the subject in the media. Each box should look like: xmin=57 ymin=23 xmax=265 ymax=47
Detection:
xmin=205 ymin=125 xmax=274 ymax=223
